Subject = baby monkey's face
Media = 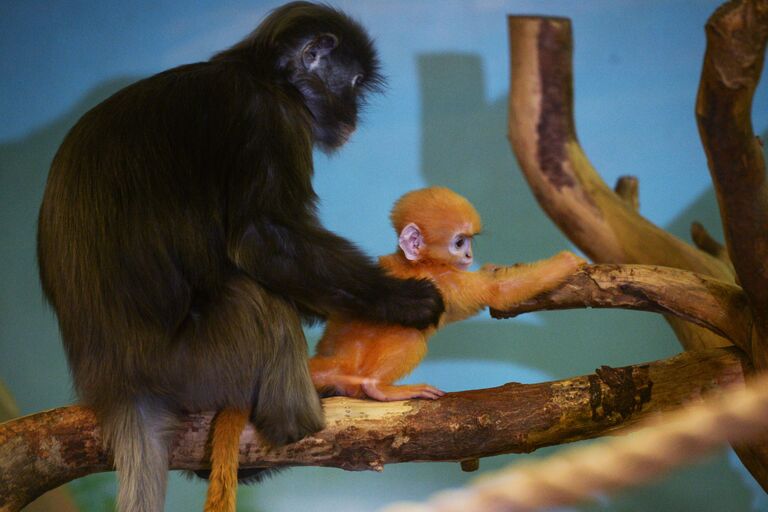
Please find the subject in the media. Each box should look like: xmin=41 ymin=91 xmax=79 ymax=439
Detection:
xmin=446 ymin=229 xmax=474 ymax=270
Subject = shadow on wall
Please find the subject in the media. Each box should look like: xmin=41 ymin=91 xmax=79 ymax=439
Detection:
xmin=0 ymin=77 xmax=141 ymax=512
xmin=418 ymin=53 xmax=567 ymax=265
xmin=0 ymin=77 xmax=141 ymax=412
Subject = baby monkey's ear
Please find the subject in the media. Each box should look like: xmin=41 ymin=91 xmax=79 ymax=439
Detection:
xmin=399 ymin=223 xmax=424 ymax=261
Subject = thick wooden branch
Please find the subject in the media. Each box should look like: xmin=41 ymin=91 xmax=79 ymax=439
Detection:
xmin=694 ymin=0 xmax=768 ymax=486
xmin=507 ymin=15 xmax=735 ymax=352
xmin=695 ymin=0 xmax=768 ymax=362
xmin=0 ymin=349 xmax=748 ymax=512
xmin=507 ymin=10 xmax=768 ymax=490
xmin=491 ymin=264 xmax=751 ymax=353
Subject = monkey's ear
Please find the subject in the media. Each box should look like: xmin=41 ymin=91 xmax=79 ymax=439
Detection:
xmin=399 ymin=223 xmax=424 ymax=261
xmin=302 ymin=33 xmax=338 ymax=71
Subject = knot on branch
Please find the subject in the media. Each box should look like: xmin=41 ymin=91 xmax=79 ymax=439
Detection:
xmin=588 ymin=365 xmax=652 ymax=422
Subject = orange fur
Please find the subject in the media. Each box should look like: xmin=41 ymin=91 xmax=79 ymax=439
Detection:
xmin=206 ymin=188 xmax=586 ymax=508
xmin=204 ymin=408 xmax=249 ymax=512
xmin=390 ymin=186 xmax=481 ymax=247
xmin=310 ymin=187 xmax=586 ymax=401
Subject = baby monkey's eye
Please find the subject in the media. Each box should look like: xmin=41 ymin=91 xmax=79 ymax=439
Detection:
xmin=454 ymin=236 xmax=465 ymax=248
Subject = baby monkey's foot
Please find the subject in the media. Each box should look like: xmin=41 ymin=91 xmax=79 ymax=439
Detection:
xmin=361 ymin=380 xmax=445 ymax=401
xmin=553 ymin=251 xmax=588 ymax=271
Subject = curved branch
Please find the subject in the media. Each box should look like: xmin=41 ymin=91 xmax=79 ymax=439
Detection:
xmin=507 ymin=15 xmax=735 ymax=351
xmin=0 ymin=349 xmax=748 ymax=512
xmin=696 ymin=0 xmax=768 ymax=358
xmin=507 ymin=9 xmax=768 ymax=490
xmin=491 ymin=264 xmax=752 ymax=353
xmin=694 ymin=0 xmax=768 ymax=487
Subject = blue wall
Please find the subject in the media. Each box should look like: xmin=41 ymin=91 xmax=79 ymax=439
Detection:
xmin=1 ymin=1 xmax=767 ymax=510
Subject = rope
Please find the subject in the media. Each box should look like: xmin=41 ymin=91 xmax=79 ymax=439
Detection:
xmin=380 ymin=373 xmax=768 ymax=512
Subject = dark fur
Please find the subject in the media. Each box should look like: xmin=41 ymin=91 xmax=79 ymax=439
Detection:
xmin=37 ymin=2 xmax=443 ymax=511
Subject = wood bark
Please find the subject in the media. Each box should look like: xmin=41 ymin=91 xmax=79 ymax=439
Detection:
xmin=507 ymin=0 xmax=768 ymax=490
xmin=507 ymin=15 xmax=736 ymax=352
xmin=696 ymin=0 xmax=768 ymax=364
xmin=492 ymin=264 xmax=751 ymax=353
xmin=0 ymin=349 xmax=748 ymax=512
xmin=695 ymin=0 xmax=768 ymax=483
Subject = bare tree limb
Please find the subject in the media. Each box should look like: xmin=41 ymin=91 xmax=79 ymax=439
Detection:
xmin=0 ymin=349 xmax=748 ymax=512
xmin=507 ymin=15 xmax=736 ymax=352
xmin=507 ymin=8 xmax=768 ymax=490
xmin=382 ymin=370 xmax=768 ymax=512
xmin=696 ymin=0 xmax=768 ymax=362
xmin=491 ymin=264 xmax=751 ymax=353
xmin=694 ymin=0 xmax=768 ymax=486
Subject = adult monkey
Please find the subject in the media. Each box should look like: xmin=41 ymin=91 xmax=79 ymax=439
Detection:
xmin=37 ymin=3 xmax=444 ymax=511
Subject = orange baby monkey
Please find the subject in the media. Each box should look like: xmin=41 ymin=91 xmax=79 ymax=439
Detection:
xmin=203 ymin=187 xmax=586 ymax=512
xmin=309 ymin=186 xmax=586 ymax=401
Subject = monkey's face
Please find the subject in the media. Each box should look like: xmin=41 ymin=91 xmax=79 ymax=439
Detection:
xmin=291 ymin=32 xmax=382 ymax=151
xmin=424 ymin=230 xmax=475 ymax=270
xmin=398 ymin=218 xmax=477 ymax=271
xmin=445 ymin=232 xmax=474 ymax=270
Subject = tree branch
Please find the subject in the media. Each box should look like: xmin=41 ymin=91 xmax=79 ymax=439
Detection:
xmin=694 ymin=0 xmax=768 ymax=487
xmin=507 ymin=8 xmax=768 ymax=490
xmin=0 ymin=349 xmax=748 ymax=512
xmin=696 ymin=0 xmax=768 ymax=362
xmin=507 ymin=15 xmax=735 ymax=352
xmin=491 ymin=264 xmax=751 ymax=353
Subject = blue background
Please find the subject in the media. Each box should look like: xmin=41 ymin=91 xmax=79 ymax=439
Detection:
xmin=2 ymin=1 xmax=767 ymax=510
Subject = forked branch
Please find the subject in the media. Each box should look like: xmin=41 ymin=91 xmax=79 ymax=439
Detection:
xmin=507 ymin=15 xmax=736 ymax=352
xmin=507 ymin=1 xmax=768 ymax=490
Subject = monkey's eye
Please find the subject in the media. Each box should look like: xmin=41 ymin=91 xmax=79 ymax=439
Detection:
xmin=351 ymin=74 xmax=364 ymax=88
xmin=454 ymin=236 xmax=465 ymax=249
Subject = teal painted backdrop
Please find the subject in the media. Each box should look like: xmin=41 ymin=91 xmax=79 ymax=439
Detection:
xmin=2 ymin=1 xmax=768 ymax=510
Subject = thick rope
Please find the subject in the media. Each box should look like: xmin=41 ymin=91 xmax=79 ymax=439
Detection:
xmin=380 ymin=373 xmax=768 ymax=512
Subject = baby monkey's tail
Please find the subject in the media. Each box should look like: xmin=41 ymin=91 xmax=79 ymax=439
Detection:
xmin=204 ymin=408 xmax=250 ymax=512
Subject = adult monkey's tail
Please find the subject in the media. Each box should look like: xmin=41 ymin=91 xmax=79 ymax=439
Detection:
xmin=102 ymin=399 xmax=175 ymax=512
xmin=204 ymin=408 xmax=250 ymax=512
